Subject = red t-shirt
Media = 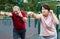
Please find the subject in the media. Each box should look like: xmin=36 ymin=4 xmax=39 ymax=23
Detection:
xmin=12 ymin=11 xmax=27 ymax=30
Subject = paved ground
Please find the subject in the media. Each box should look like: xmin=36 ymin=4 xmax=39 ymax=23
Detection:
xmin=0 ymin=19 xmax=60 ymax=39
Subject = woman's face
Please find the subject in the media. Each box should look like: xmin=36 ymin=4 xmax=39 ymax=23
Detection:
xmin=42 ymin=7 xmax=49 ymax=16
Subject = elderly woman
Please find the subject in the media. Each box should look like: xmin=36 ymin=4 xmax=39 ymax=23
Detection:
xmin=28 ymin=4 xmax=59 ymax=39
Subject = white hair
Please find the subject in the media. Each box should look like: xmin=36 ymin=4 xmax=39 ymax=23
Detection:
xmin=13 ymin=6 xmax=20 ymax=10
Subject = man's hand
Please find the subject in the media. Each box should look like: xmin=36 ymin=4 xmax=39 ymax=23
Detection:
xmin=0 ymin=11 xmax=5 ymax=14
xmin=14 ymin=11 xmax=23 ymax=17
xmin=19 ymin=12 xmax=23 ymax=17
xmin=0 ymin=11 xmax=5 ymax=16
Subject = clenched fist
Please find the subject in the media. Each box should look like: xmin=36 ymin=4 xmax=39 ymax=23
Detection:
xmin=27 ymin=11 xmax=34 ymax=16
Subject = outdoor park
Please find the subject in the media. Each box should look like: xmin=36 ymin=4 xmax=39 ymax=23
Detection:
xmin=0 ymin=0 xmax=60 ymax=39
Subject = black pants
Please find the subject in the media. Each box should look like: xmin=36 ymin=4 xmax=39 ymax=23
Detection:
xmin=13 ymin=28 xmax=26 ymax=39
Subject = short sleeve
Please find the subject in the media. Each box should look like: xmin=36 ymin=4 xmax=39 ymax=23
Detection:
xmin=21 ymin=11 xmax=27 ymax=17
xmin=12 ymin=12 xmax=14 ymax=16
xmin=38 ymin=14 xmax=42 ymax=19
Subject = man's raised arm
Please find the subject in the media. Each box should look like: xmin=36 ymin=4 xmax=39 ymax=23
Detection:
xmin=0 ymin=11 xmax=12 ymax=17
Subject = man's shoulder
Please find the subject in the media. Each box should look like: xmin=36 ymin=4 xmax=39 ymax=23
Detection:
xmin=11 ymin=12 xmax=14 ymax=14
xmin=21 ymin=10 xmax=25 ymax=13
xmin=21 ymin=11 xmax=26 ymax=15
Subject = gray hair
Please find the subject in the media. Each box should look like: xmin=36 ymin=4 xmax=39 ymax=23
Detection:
xmin=13 ymin=6 xmax=20 ymax=10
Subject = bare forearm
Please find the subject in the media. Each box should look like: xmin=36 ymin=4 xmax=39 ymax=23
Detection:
xmin=5 ymin=12 xmax=12 ymax=17
xmin=0 ymin=12 xmax=12 ymax=17
xmin=52 ymin=13 xmax=59 ymax=24
xmin=31 ymin=13 xmax=40 ymax=19
xmin=28 ymin=12 xmax=40 ymax=19
xmin=22 ymin=17 xmax=27 ymax=22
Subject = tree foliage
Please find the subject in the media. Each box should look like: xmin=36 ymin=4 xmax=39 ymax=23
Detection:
xmin=0 ymin=0 xmax=58 ymax=12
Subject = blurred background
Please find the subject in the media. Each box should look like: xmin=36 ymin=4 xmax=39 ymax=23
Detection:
xmin=0 ymin=0 xmax=60 ymax=39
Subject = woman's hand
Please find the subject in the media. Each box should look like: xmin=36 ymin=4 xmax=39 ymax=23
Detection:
xmin=50 ymin=10 xmax=54 ymax=14
xmin=27 ymin=11 xmax=34 ymax=16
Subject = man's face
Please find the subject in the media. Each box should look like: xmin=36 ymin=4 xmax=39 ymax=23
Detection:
xmin=13 ymin=7 xmax=19 ymax=11
xmin=13 ymin=7 xmax=20 ymax=14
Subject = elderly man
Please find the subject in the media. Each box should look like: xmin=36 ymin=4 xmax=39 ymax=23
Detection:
xmin=0 ymin=6 xmax=27 ymax=39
